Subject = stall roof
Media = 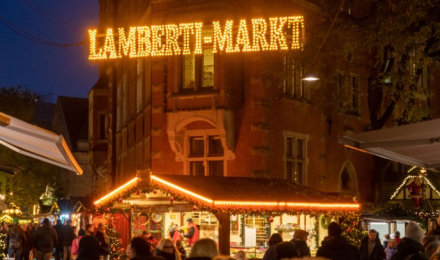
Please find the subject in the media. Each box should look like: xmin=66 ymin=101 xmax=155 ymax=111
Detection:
xmin=150 ymin=174 xmax=359 ymax=212
xmin=339 ymin=119 xmax=440 ymax=169
xmin=94 ymin=175 xmax=360 ymax=212
xmin=0 ymin=112 xmax=82 ymax=175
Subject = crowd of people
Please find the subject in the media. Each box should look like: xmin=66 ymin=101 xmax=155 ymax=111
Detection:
xmin=262 ymin=217 xmax=440 ymax=260
xmin=4 ymin=216 xmax=440 ymax=260
xmin=0 ymin=218 xmax=110 ymax=260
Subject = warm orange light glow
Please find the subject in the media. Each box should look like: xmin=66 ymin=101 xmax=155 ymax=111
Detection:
xmin=88 ymin=16 xmax=305 ymax=60
xmin=94 ymin=177 xmax=138 ymax=205
xmin=151 ymin=175 xmax=214 ymax=204
xmin=214 ymin=201 xmax=360 ymax=209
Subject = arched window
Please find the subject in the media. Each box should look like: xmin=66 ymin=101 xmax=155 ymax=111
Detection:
xmin=339 ymin=161 xmax=358 ymax=196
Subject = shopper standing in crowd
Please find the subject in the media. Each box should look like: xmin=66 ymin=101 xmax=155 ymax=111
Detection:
xmin=393 ymin=231 xmax=401 ymax=245
xmin=262 ymin=233 xmax=282 ymax=260
xmin=175 ymin=240 xmax=186 ymax=260
xmin=7 ymin=219 xmax=25 ymax=260
xmin=383 ymin=234 xmax=391 ymax=249
xmin=385 ymin=239 xmax=397 ymax=260
xmin=36 ymin=218 xmax=58 ymax=260
xmin=21 ymin=224 xmax=31 ymax=260
xmin=130 ymin=237 xmax=166 ymax=260
xmin=95 ymin=223 xmax=109 ymax=260
xmin=182 ymin=218 xmax=199 ymax=247
xmin=28 ymin=222 xmax=38 ymax=260
xmin=427 ymin=218 xmax=440 ymax=236
xmin=85 ymin=224 xmax=95 ymax=236
xmin=290 ymin=229 xmax=311 ymax=257
xmin=72 ymin=229 xmax=86 ymax=260
xmin=360 ymin=229 xmax=385 ymax=260
xmin=76 ymin=235 xmax=100 ymax=260
xmin=274 ymin=242 xmax=299 ymax=260
xmin=391 ymin=221 xmax=426 ymax=260
xmin=187 ymin=239 xmax=218 ymax=260
xmin=155 ymin=238 xmax=181 ymax=260
xmin=316 ymin=222 xmax=360 ymax=260
xmin=54 ymin=218 xmax=64 ymax=260
xmin=62 ymin=220 xmax=76 ymax=260
xmin=169 ymin=224 xmax=182 ymax=245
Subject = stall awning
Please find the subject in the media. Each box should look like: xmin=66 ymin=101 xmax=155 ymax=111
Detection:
xmin=150 ymin=174 xmax=359 ymax=212
xmin=0 ymin=112 xmax=83 ymax=175
xmin=94 ymin=174 xmax=360 ymax=212
xmin=339 ymin=119 xmax=440 ymax=169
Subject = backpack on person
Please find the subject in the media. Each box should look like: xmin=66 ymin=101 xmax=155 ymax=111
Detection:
xmin=39 ymin=228 xmax=54 ymax=248
xmin=9 ymin=229 xmax=20 ymax=249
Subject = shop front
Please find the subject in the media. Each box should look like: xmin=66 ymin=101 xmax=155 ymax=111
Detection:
xmin=94 ymin=174 xmax=360 ymax=256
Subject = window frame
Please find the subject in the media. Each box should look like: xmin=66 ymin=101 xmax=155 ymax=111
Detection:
xmin=283 ymin=54 xmax=308 ymax=100
xmin=184 ymin=129 xmax=226 ymax=176
xmin=283 ymin=131 xmax=308 ymax=185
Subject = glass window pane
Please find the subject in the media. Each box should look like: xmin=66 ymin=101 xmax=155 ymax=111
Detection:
xmin=190 ymin=137 xmax=204 ymax=157
xmin=296 ymin=163 xmax=303 ymax=184
xmin=202 ymin=48 xmax=214 ymax=88
xmin=297 ymin=139 xmax=303 ymax=158
xmin=209 ymin=161 xmax=223 ymax=177
xmin=209 ymin=136 xmax=223 ymax=156
xmin=183 ymin=53 xmax=196 ymax=89
xmin=286 ymin=138 xmax=293 ymax=157
xmin=286 ymin=162 xmax=292 ymax=181
xmin=190 ymin=161 xmax=204 ymax=176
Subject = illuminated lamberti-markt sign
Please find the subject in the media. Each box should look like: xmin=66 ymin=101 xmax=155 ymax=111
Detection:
xmin=89 ymin=16 xmax=304 ymax=60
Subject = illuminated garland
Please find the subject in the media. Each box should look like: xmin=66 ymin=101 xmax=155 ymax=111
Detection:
xmin=104 ymin=214 xmax=124 ymax=260
xmin=0 ymin=232 xmax=5 ymax=260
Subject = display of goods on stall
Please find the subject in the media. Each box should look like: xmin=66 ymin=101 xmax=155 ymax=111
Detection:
xmin=274 ymin=223 xmax=300 ymax=231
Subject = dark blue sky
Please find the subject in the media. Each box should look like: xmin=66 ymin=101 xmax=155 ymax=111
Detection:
xmin=0 ymin=0 xmax=99 ymax=101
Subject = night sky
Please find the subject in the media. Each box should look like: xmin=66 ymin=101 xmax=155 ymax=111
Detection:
xmin=0 ymin=0 xmax=99 ymax=101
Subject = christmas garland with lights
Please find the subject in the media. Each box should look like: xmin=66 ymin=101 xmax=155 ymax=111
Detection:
xmin=0 ymin=232 xmax=5 ymax=260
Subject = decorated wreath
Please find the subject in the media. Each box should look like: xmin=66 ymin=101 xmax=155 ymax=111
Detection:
xmin=320 ymin=215 xmax=332 ymax=229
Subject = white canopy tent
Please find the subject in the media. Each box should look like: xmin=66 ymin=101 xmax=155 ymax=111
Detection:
xmin=0 ymin=112 xmax=83 ymax=175
xmin=339 ymin=119 xmax=440 ymax=169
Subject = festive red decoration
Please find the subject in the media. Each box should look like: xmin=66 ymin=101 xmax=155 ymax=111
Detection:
xmin=136 ymin=190 xmax=141 ymax=195
xmin=153 ymin=190 xmax=157 ymax=194
xmin=118 ymin=198 xmax=123 ymax=202
xmin=170 ymin=196 xmax=174 ymax=202
xmin=192 ymin=205 xmax=198 ymax=211
xmin=269 ymin=217 xmax=274 ymax=223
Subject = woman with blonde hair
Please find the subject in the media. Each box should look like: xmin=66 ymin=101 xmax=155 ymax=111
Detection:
xmin=188 ymin=238 xmax=218 ymax=260
xmin=155 ymin=238 xmax=182 ymax=260
xmin=290 ymin=229 xmax=310 ymax=257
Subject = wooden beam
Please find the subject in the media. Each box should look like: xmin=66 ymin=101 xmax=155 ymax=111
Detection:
xmin=215 ymin=212 xmax=230 ymax=255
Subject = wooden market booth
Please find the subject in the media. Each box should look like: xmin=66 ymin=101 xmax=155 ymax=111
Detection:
xmin=94 ymin=174 xmax=360 ymax=256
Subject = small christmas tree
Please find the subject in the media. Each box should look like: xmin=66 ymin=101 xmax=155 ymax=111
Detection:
xmin=104 ymin=214 xmax=124 ymax=260
xmin=340 ymin=215 xmax=367 ymax=247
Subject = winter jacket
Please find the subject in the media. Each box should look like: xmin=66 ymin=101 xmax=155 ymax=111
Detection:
xmin=62 ymin=225 xmax=76 ymax=246
xmin=383 ymin=239 xmax=389 ymax=249
xmin=36 ymin=224 xmax=58 ymax=253
xmin=422 ymin=236 xmax=440 ymax=258
xmin=359 ymin=237 xmax=386 ymax=260
xmin=95 ymin=230 xmax=109 ymax=256
xmin=385 ymin=247 xmax=397 ymax=260
xmin=77 ymin=235 xmax=100 ymax=260
xmin=53 ymin=223 xmax=64 ymax=246
xmin=71 ymin=236 xmax=83 ymax=257
xmin=262 ymin=244 xmax=277 ymax=260
xmin=7 ymin=224 xmax=25 ymax=249
xmin=177 ymin=246 xmax=186 ymax=260
xmin=390 ymin=237 xmax=425 ymax=260
xmin=290 ymin=239 xmax=311 ymax=257
xmin=316 ymin=235 xmax=361 ymax=260
xmin=184 ymin=223 xmax=199 ymax=247
xmin=155 ymin=248 xmax=177 ymax=260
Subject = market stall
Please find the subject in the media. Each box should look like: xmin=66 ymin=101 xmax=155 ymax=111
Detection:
xmin=94 ymin=174 xmax=360 ymax=257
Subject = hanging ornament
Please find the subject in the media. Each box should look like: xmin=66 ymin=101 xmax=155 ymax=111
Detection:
xmin=136 ymin=190 xmax=141 ymax=195
xmin=269 ymin=217 xmax=274 ymax=223
xmin=106 ymin=208 xmax=111 ymax=212
xmin=170 ymin=196 xmax=174 ymax=202
xmin=192 ymin=205 xmax=198 ymax=211
xmin=118 ymin=198 xmax=123 ymax=203
xmin=153 ymin=190 xmax=157 ymax=194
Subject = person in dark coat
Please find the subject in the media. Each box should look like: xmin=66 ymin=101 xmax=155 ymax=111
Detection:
xmin=95 ymin=223 xmax=109 ymax=260
xmin=131 ymin=237 xmax=166 ymax=260
xmin=21 ymin=224 xmax=31 ymax=260
xmin=383 ymin=234 xmax=391 ymax=249
xmin=262 ymin=233 xmax=282 ymax=260
xmin=54 ymin=219 xmax=64 ymax=260
xmin=391 ymin=222 xmax=427 ymax=260
xmin=360 ymin=229 xmax=386 ymax=260
xmin=76 ymin=235 xmax=100 ymax=260
xmin=155 ymin=238 xmax=181 ymax=260
xmin=175 ymin=240 xmax=186 ymax=260
xmin=63 ymin=220 xmax=76 ymax=260
xmin=274 ymin=242 xmax=299 ymax=260
xmin=7 ymin=220 xmax=25 ymax=260
xmin=316 ymin=222 xmax=360 ymax=260
xmin=36 ymin=218 xmax=58 ymax=260
xmin=290 ymin=229 xmax=311 ymax=257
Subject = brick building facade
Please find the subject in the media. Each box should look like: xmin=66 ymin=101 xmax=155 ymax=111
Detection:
xmin=89 ymin=0 xmax=440 ymax=203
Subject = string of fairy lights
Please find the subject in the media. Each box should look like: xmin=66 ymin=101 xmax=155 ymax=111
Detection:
xmin=389 ymin=168 xmax=440 ymax=200
xmin=89 ymin=16 xmax=305 ymax=60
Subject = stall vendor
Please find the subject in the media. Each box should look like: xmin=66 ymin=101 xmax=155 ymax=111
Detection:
xmin=181 ymin=218 xmax=199 ymax=247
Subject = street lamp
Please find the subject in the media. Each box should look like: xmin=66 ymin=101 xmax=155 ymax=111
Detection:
xmin=302 ymin=0 xmax=346 ymax=81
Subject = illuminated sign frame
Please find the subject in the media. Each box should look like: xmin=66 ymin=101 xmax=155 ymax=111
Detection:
xmin=89 ymin=16 xmax=305 ymax=60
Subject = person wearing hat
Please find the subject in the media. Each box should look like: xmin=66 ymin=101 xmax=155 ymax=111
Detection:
xmin=316 ymin=222 xmax=360 ymax=260
xmin=390 ymin=222 xmax=427 ymax=260
xmin=181 ymin=218 xmax=199 ymax=247
xmin=359 ymin=229 xmax=386 ymax=260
